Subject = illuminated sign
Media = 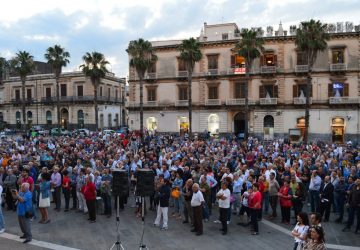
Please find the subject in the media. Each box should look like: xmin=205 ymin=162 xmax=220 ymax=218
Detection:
xmin=234 ymin=67 xmax=246 ymax=74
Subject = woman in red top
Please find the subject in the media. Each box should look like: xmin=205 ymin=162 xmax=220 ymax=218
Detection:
xmin=62 ymin=170 xmax=71 ymax=212
xmin=248 ymin=183 xmax=262 ymax=235
xmin=278 ymin=180 xmax=293 ymax=225
xmin=83 ymin=175 xmax=97 ymax=223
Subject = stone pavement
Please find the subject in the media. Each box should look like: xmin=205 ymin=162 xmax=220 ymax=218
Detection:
xmin=1 ymin=197 xmax=360 ymax=250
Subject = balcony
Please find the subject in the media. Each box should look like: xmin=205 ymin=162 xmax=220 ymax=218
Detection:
xmin=175 ymin=100 xmax=188 ymax=106
xmin=145 ymin=73 xmax=157 ymax=79
xmin=144 ymin=101 xmax=158 ymax=107
xmin=260 ymin=98 xmax=278 ymax=105
xmin=329 ymin=96 xmax=359 ymax=104
xmin=11 ymin=98 xmax=35 ymax=104
xmin=260 ymin=66 xmax=276 ymax=74
xmin=330 ymin=63 xmax=347 ymax=72
xmin=294 ymin=97 xmax=312 ymax=105
xmin=295 ymin=65 xmax=309 ymax=73
xmin=226 ymin=98 xmax=245 ymax=105
xmin=205 ymin=99 xmax=221 ymax=106
xmin=205 ymin=69 xmax=219 ymax=76
xmin=177 ymin=71 xmax=188 ymax=78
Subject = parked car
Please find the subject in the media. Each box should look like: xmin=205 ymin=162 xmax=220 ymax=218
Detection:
xmin=115 ymin=127 xmax=128 ymax=136
xmin=31 ymin=125 xmax=48 ymax=136
xmin=50 ymin=128 xmax=70 ymax=136
xmin=75 ymin=128 xmax=90 ymax=136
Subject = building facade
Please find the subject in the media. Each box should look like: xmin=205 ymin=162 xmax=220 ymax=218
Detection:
xmin=128 ymin=22 xmax=360 ymax=143
xmin=0 ymin=71 xmax=126 ymax=130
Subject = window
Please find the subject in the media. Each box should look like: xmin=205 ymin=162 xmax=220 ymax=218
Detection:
xmin=99 ymin=87 xmax=103 ymax=96
xmin=16 ymin=111 xmax=21 ymax=125
xmin=46 ymin=111 xmax=52 ymax=125
xmin=332 ymin=49 xmax=344 ymax=64
xmin=234 ymin=82 xmax=246 ymax=98
xmin=260 ymin=53 xmax=277 ymax=66
xmin=77 ymin=86 xmax=83 ymax=97
xmin=259 ymin=85 xmax=278 ymax=98
xmin=27 ymin=89 xmax=32 ymax=100
xmin=45 ymin=87 xmax=51 ymax=98
xmin=60 ymin=84 xmax=67 ymax=96
xmin=27 ymin=111 xmax=32 ymax=124
xmin=222 ymin=33 xmax=228 ymax=40
xmin=231 ymin=55 xmax=245 ymax=68
xmin=328 ymin=82 xmax=349 ymax=97
xmin=108 ymin=113 xmax=112 ymax=128
xmin=115 ymin=90 xmax=118 ymax=100
xmin=148 ymin=62 xmax=156 ymax=73
xmin=296 ymin=51 xmax=308 ymax=65
xmin=147 ymin=88 xmax=156 ymax=101
xmin=77 ymin=110 xmax=84 ymax=128
xmin=208 ymin=86 xmax=218 ymax=99
xmin=179 ymin=87 xmax=188 ymax=100
xmin=207 ymin=55 xmax=218 ymax=70
xmin=293 ymin=84 xmax=312 ymax=97
xmin=178 ymin=58 xmax=186 ymax=71
xmin=15 ymin=89 xmax=20 ymax=100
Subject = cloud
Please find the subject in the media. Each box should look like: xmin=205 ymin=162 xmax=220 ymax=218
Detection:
xmin=24 ymin=35 xmax=60 ymax=41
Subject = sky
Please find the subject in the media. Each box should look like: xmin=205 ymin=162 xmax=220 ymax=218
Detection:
xmin=0 ymin=0 xmax=359 ymax=78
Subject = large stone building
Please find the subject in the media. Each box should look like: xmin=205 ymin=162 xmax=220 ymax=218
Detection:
xmin=0 ymin=71 xmax=126 ymax=130
xmin=128 ymin=22 xmax=360 ymax=143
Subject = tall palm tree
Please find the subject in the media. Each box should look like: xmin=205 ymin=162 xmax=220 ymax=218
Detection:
xmin=295 ymin=19 xmax=329 ymax=144
xmin=0 ymin=57 xmax=10 ymax=83
xmin=126 ymin=38 xmax=157 ymax=139
xmin=234 ymin=29 xmax=264 ymax=140
xmin=179 ymin=37 xmax=202 ymax=138
xmin=80 ymin=52 xmax=109 ymax=130
xmin=45 ymin=45 xmax=70 ymax=128
xmin=11 ymin=51 xmax=34 ymax=131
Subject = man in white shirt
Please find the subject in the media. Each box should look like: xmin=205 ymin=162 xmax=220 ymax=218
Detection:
xmin=217 ymin=181 xmax=230 ymax=235
xmin=191 ymin=183 xmax=204 ymax=236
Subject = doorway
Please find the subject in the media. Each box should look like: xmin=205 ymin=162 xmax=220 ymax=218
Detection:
xmin=60 ymin=108 xmax=69 ymax=129
xmin=332 ymin=117 xmax=345 ymax=143
xmin=263 ymin=115 xmax=274 ymax=140
xmin=179 ymin=116 xmax=189 ymax=135
xmin=234 ymin=112 xmax=246 ymax=138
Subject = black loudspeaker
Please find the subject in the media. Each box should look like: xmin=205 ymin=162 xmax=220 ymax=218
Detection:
xmin=112 ymin=169 xmax=129 ymax=197
xmin=136 ymin=169 xmax=155 ymax=197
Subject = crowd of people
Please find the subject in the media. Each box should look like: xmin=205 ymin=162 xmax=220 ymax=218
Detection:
xmin=0 ymin=130 xmax=359 ymax=249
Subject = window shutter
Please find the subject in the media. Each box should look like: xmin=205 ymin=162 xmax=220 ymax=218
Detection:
xmin=344 ymin=83 xmax=349 ymax=96
xmin=293 ymin=85 xmax=298 ymax=98
xmin=273 ymin=55 xmax=278 ymax=66
xmin=328 ymin=84 xmax=333 ymax=97
xmin=260 ymin=55 xmax=265 ymax=66
xmin=231 ymin=55 xmax=235 ymax=68
xmin=274 ymin=85 xmax=279 ymax=98
xmin=259 ymin=85 xmax=265 ymax=98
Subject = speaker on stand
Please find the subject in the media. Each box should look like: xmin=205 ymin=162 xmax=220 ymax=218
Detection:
xmin=109 ymin=169 xmax=129 ymax=250
xmin=136 ymin=169 xmax=155 ymax=250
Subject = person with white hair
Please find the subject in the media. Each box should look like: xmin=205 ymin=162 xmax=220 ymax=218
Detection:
xmin=191 ymin=183 xmax=205 ymax=236
xmin=13 ymin=182 xmax=33 ymax=243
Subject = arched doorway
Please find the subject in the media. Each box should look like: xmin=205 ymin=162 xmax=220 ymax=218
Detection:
xmin=208 ymin=114 xmax=220 ymax=135
xmin=78 ymin=110 xmax=84 ymax=129
xmin=147 ymin=117 xmax=158 ymax=131
xmin=16 ymin=111 xmax=21 ymax=129
xmin=296 ymin=117 xmax=305 ymax=139
xmin=115 ymin=114 xmax=119 ymax=127
xmin=60 ymin=108 xmax=69 ymax=129
xmin=332 ymin=117 xmax=345 ymax=143
xmin=27 ymin=111 xmax=33 ymax=128
xmin=46 ymin=111 xmax=52 ymax=127
xmin=99 ymin=114 xmax=104 ymax=129
xmin=263 ymin=115 xmax=274 ymax=140
xmin=179 ymin=116 xmax=189 ymax=135
xmin=108 ymin=113 xmax=112 ymax=128
xmin=234 ymin=112 xmax=246 ymax=138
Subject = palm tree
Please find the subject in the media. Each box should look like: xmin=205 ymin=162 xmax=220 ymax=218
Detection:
xmin=179 ymin=37 xmax=202 ymax=138
xmin=234 ymin=29 xmax=264 ymax=140
xmin=295 ymin=19 xmax=329 ymax=144
xmin=126 ymin=38 xmax=157 ymax=139
xmin=0 ymin=57 xmax=10 ymax=83
xmin=11 ymin=51 xmax=34 ymax=131
xmin=80 ymin=52 xmax=109 ymax=130
xmin=45 ymin=45 xmax=70 ymax=128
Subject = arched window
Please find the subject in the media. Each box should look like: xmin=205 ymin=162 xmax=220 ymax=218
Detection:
xmin=16 ymin=111 xmax=21 ymax=128
xmin=208 ymin=114 xmax=220 ymax=134
xmin=78 ymin=110 xmax=84 ymax=128
xmin=263 ymin=115 xmax=274 ymax=128
xmin=146 ymin=117 xmax=157 ymax=131
xmin=100 ymin=114 xmax=104 ymax=128
xmin=108 ymin=113 xmax=112 ymax=128
xmin=46 ymin=111 xmax=52 ymax=125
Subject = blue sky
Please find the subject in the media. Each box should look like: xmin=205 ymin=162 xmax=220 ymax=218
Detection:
xmin=0 ymin=0 xmax=359 ymax=77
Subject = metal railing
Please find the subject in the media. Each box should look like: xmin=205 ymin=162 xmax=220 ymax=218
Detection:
xmin=205 ymin=99 xmax=221 ymax=105
xmin=330 ymin=63 xmax=347 ymax=71
xmin=175 ymin=100 xmax=188 ymax=106
xmin=226 ymin=98 xmax=245 ymax=105
xmin=294 ymin=97 xmax=312 ymax=105
xmin=260 ymin=66 xmax=276 ymax=74
xmin=329 ymin=96 xmax=359 ymax=104
xmin=144 ymin=101 xmax=158 ymax=107
xmin=177 ymin=71 xmax=188 ymax=77
xmin=295 ymin=65 xmax=309 ymax=73
xmin=145 ymin=73 xmax=157 ymax=79
xmin=206 ymin=69 xmax=219 ymax=76
xmin=260 ymin=98 xmax=278 ymax=105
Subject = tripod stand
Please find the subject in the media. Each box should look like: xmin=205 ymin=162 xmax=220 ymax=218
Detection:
xmin=110 ymin=196 xmax=125 ymax=250
xmin=138 ymin=196 xmax=149 ymax=250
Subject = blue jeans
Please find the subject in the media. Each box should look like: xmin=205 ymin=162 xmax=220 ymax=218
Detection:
xmin=309 ymin=190 xmax=320 ymax=213
xmin=202 ymin=202 xmax=209 ymax=220
xmin=0 ymin=204 xmax=5 ymax=230
xmin=262 ymin=192 xmax=269 ymax=213
xmin=102 ymin=193 xmax=112 ymax=215
xmin=173 ymin=197 xmax=182 ymax=214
